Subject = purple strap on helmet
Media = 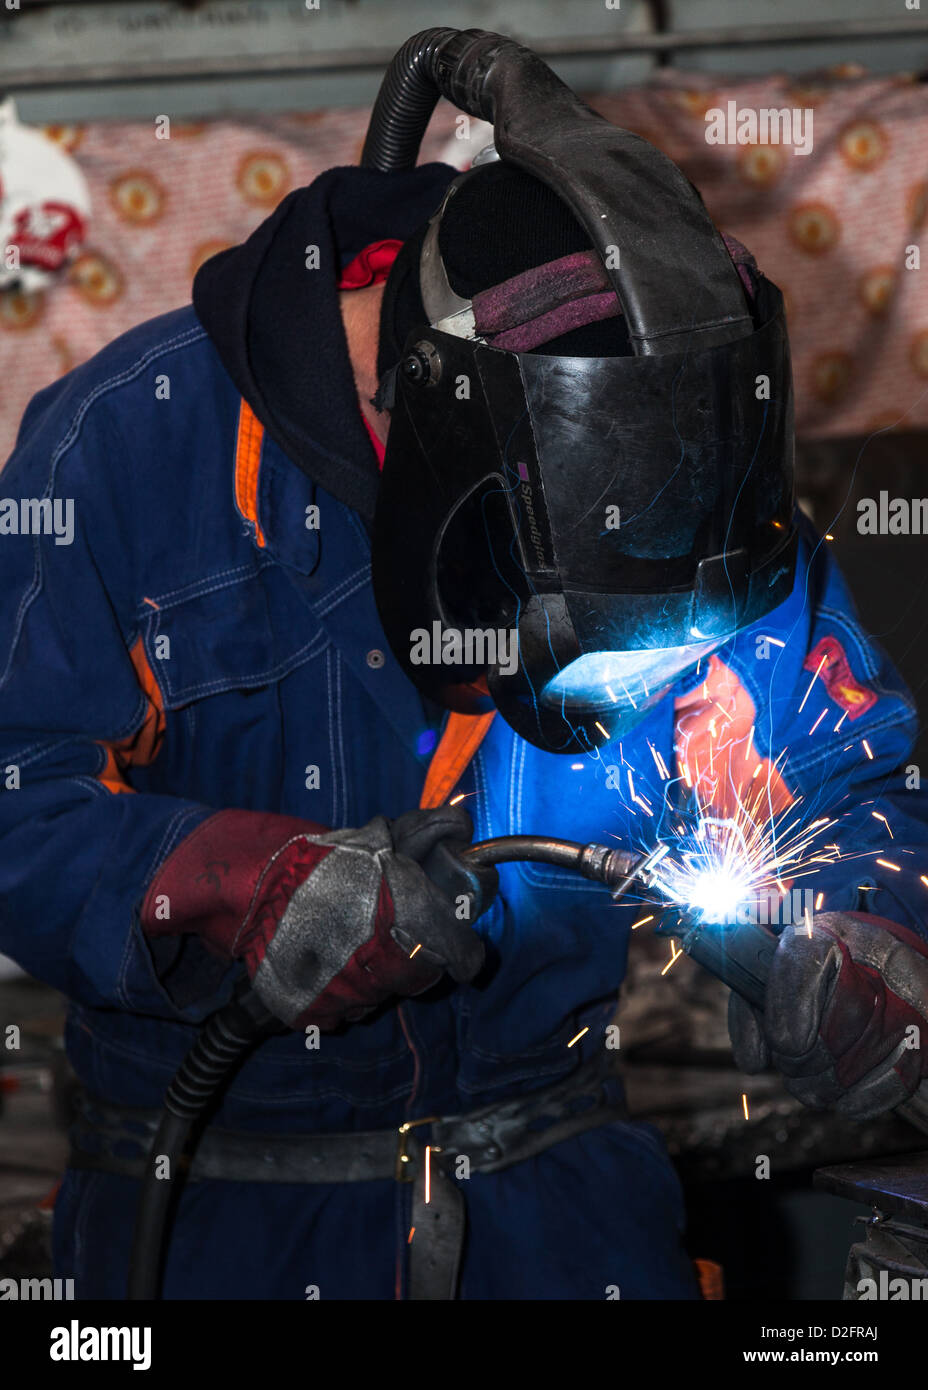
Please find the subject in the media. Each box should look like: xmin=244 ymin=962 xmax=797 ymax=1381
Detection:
xmin=721 ymin=232 xmax=758 ymax=301
xmin=472 ymin=250 xmax=618 ymax=352
xmin=469 ymin=237 xmax=757 ymax=353
xmin=473 ymin=250 xmax=611 ymax=330
xmin=487 ymin=292 xmax=619 ymax=352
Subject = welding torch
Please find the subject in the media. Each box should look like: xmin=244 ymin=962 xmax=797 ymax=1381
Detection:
xmin=461 ymin=835 xmax=777 ymax=1011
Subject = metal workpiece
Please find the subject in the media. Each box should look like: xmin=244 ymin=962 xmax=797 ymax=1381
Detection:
xmin=814 ymin=1151 xmax=928 ymax=1300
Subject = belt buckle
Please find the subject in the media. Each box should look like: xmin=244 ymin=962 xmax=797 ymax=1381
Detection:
xmin=395 ymin=1115 xmax=440 ymax=1183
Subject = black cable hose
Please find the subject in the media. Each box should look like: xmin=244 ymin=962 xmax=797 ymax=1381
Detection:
xmin=126 ymin=1110 xmax=191 ymax=1302
xmin=360 ymin=27 xmax=456 ymax=171
xmin=360 ymin=27 xmax=497 ymax=172
xmin=127 ymin=983 xmax=277 ymax=1299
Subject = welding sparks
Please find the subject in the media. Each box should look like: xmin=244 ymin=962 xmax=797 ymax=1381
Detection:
xmin=834 ymin=710 xmax=848 ymax=733
xmin=808 ymin=709 xmax=827 ymax=737
xmin=660 ymin=942 xmax=684 ymax=976
xmin=648 ymin=741 xmax=670 ymax=781
xmin=627 ymin=766 xmax=654 ymax=816
xmin=798 ymin=653 xmax=828 ymax=714
xmin=742 ymin=1093 xmax=750 ymax=1121
xmin=567 ymin=1026 xmax=589 ymax=1048
xmin=425 ymin=1146 xmax=431 ymax=1204
xmin=409 ymin=943 xmax=422 ymax=958
xmin=862 ymin=739 xmax=874 ymax=761
xmin=645 ymin=785 xmax=842 ymax=930
xmin=872 ymin=811 xmax=893 ymax=838
xmin=449 ymin=792 xmax=468 ymax=805
xmin=595 ymin=721 xmax=610 ymax=739
xmin=876 ymin=858 xmax=901 ymax=872
xmin=620 ymin=702 xmax=873 ymax=975
xmin=408 ymin=1227 xmax=415 ymax=1244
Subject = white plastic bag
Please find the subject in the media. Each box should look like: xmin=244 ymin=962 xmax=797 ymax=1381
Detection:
xmin=0 ymin=98 xmax=90 ymax=292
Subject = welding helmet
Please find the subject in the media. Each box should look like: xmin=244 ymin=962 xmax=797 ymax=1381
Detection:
xmin=364 ymin=29 xmax=797 ymax=755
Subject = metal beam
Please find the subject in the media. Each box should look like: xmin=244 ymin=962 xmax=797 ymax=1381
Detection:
xmin=3 ymin=17 xmax=928 ymax=92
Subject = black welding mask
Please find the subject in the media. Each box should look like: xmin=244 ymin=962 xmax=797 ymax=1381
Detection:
xmin=364 ymin=29 xmax=797 ymax=755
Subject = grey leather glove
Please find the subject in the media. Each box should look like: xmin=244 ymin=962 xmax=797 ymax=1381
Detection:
xmin=729 ymin=911 xmax=928 ymax=1122
xmin=142 ymin=803 xmax=497 ymax=1031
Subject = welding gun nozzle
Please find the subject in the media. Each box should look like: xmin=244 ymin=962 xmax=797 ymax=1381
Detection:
xmin=605 ymin=841 xmax=670 ymax=902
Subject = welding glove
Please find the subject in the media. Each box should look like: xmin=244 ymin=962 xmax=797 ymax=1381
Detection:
xmin=728 ymin=911 xmax=928 ymax=1123
xmin=141 ymin=805 xmax=496 ymax=1030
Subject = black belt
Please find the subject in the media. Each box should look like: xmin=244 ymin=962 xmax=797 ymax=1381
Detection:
xmin=70 ymin=1049 xmax=628 ymax=1299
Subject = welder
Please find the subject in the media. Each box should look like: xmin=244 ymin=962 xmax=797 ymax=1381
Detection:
xmin=2 ymin=29 xmax=928 ymax=1301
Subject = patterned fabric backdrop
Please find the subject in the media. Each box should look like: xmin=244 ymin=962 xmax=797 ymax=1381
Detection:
xmin=2 ymin=65 xmax=927 ymax=463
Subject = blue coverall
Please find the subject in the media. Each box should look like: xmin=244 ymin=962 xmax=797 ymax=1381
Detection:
xmin=0 ymin=162 xmax=924 ymax=1299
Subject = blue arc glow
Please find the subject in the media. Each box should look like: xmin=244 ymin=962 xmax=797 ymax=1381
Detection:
xmin=543 ymin=641 xmax=719 ymax=709
xmin=648 ymin=816 xmax=759 ymax=925
xmin=677 ymin=865 xmax=755 ymax=923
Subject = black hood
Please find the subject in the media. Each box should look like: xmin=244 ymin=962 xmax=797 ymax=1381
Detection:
xmin=192 ymin=162 xmax=455 ymax=521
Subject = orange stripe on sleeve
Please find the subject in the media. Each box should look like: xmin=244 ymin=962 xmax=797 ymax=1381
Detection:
xmin=234 ymin=398 xmax=266 ymax=548
xmin=693 ymin=1258 xmax=725 ymax=1301
xmin=419 ymin=711 xmax=496 ymax=810
xmin=96 ymin=638 xmax=166 ymax=794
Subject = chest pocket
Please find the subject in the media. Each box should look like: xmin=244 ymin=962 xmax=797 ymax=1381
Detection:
xmin=138 ymin=560 xmax=326 ymax=708
xmin=130 ymin=560 xmax=339 ymax=820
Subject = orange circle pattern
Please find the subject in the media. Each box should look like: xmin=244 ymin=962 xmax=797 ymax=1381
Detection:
xmin=236 ymin=152 xmax=291 ymax=206
xmin=858 ymin=266 xmax=898 ymax=316
xmin=839 ymin=120 xmax=889 ymax=172
xmin=109 ymin=170 xmax=167 ymax=225
xmin=788 ymin=203 xmax=841 ymax=255
xmin=68 ymin=251 xmax=125 ymax=307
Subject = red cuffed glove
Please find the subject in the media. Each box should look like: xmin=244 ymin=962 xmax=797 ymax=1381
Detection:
xmin=141 ymin=805 xmax=496 ymax=1030
xmin=729 ymin=911 xmax=928 ymax=1123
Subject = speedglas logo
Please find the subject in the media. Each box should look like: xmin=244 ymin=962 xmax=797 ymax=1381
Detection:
xmin=517 ymin=462 xmax=546 ymax=566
